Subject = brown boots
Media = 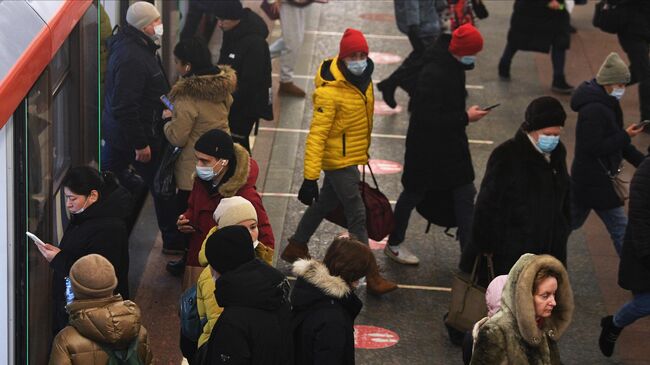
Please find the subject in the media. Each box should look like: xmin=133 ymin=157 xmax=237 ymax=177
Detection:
xmin=280 ymin=238 xmax=311 ymax=263
xmin=279 ymin=82 xmax=306 ymax=97
xmin=366 ymin=256 xmax=398 ymax=295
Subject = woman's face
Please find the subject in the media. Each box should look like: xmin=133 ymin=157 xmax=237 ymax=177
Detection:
xmin=64 ymin=187 xmax=98 ymax=214
xmin=174 ymin=57 xmax=190 ymax=76
xmin=534 ymin=277 xmax=558 ymax=318
xmin=238 ymin=219 xmax=259 ymax=243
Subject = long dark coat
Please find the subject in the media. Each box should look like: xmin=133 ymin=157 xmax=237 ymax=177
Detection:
xmin=507 ymin=0 xmax=571 ymax=53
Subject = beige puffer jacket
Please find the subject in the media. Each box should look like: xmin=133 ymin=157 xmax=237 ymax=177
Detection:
xmin=49 ymin=295 xmax=152 ymax=365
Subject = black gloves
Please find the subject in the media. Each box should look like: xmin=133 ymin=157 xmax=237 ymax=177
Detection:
xmin=298 ymin=179 xmax=319 ymax=206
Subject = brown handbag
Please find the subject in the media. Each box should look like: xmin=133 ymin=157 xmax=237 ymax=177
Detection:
xmin=446 ymin=255 xmax=495 ymax=332
xmin=599 ymin=160 xmax=629 ymax=203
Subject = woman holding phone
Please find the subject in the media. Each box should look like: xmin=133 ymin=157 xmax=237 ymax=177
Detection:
xmin=34 ymin=166 xmax=132 ymax=335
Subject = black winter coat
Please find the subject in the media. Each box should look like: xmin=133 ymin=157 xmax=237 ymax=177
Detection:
xmin=467 ymin=129 xmax=570 ymax=276
xmin=291 ymin=260 xmax=362 ymax=365
xmin=50 ymin=179 xmax=132 ymax=335
xmin=507 ymin=0 xmax=570 ymax=53
xmin=619 ymin=157 xmax=650 ymax=293
xmin=206 ymin=259 xmax=292 ymax=365
xmin=218 ymin=9 xmax=273 ymax=122
xmin=617 ymin=0 xmax=650 ymax=41
xmin=103 ymin=25 xmax=170 ymax=152
xmin=403 ymin=35 xmax=473 ymax=192
xmin=570 ymin=79 xmax=645 ymax=210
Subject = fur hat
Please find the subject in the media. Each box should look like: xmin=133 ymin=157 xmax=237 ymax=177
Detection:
xmin=213 ymin=196 xmax=257 ymax=227
xmin=69 ymin=254 xmax=117 ymax=300
xmin=195 ymin=129 xmax=234 ymax=160
xmin=126 ymin=1 xmax=160 ymax=30
xmin=339 ymin=28 xmax=369 ymax=59
xmin=448 ymin=23 xmax=484 ymax=57
xmin=205 ymin=225 xmax=255 ymax=274
xmin=596 ymin=52 xmax=631 ymax=85
xmin=522 ymin=96 xmax=566 ymax=132
xmin=214 ymin=0 xmax=244 ymax=20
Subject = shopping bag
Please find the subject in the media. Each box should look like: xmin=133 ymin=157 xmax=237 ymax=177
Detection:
xmin=446 ymin=255 xmax=495 ymax=332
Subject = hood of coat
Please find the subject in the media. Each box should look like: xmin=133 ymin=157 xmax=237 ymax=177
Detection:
xmin=499 ymin=254 xmax=574 ymax=346
xmin=315 ymin=56 xmax=374 ymax=94
xmin=66 ymin=295 xmax=142 ymax=347
xmin=422 ymin=34 xmax=461 ymax=67
xmin=170 ymin=65 xmax=237 ymax=103
xmin=70 ymin=181 xmax=132 ymax=224
xmin=223 ymin=8 xmax=269 ymax=41
xmin=217 ymin=144 xmax=256 ymax=197
xmin=570 ymin=79 xmax=619 ymax=112
xmin=292 ymin=259 xmax=350 ymax=303
xmin=215 ymin=259 xmax=290 ymax=311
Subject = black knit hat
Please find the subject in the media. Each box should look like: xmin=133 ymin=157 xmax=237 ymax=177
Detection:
xmin=522 ymin=96 xmax=567 ymax=132
xmin=173 ymin=38 xmax=214 ymax=71
xmin=194 ymin=129 xmax=234 ymax=160
xmin=213 ymin=0 xmax=244 ymax=20
xmin=205 ymin=225 xmax=255 ymax=274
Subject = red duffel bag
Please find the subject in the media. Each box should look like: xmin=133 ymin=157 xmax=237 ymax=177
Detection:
xmin=325 ymin=164 xmax=394 ymax=241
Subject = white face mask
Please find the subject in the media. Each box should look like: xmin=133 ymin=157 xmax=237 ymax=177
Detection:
xmin=610 ymin=87 xmax=625 ymax=100
xmin=71 ymin=197 xmax=90 ymax=215
xmin=154 ymin=23 xmax=164 ymax=38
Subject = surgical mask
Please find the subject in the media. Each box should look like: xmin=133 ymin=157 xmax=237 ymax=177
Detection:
xmin=70 ymin=197 xmax=90 ymax=215
xmin=610 ymin=87 xmax=625 ymax=100
xmin=346 ymin=59 xmax=367 ymax=76
xmin=459 ymin=56 xmax=476 ymax=66
xmin=537 ymin=134 xmax=560 ymax=153
xmin=196 ymin=163 xmax=218 ymax=181
xmin=253 ymin=240 xmax=260 ymax=249
xmin=154 ymin=24 xmax=164 ymax=38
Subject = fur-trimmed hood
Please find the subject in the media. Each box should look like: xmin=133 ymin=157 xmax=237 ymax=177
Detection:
xmin=292 ymin=259 xmax=350 ymax=299
xmin=169 ymin=65 xmax=236 ymax=103
xmin=218 ymin=143 xmax=253 ymax=197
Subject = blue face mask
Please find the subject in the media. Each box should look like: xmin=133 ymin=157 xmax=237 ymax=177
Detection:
xmin=196 ymin=163 xmax=217 ymax=181
xmin=537 ymin=134 xmax=560 ymax=153
xmin=460 ymin=56 xmax=476 ymax=66
xmin=610 ymin=87 xmax=625 ymax=100
xmin=346 ymin=59 xmax=368 ymax=76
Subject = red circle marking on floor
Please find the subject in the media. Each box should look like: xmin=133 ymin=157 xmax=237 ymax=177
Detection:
xmin=359 ymin=160 xmax=403 ymax=175
xmin=354 ymin=325 xmax=400 ymax=349
xmin=368 ymin=52 xmax=402 ymax=65
xmin=359 ymin=13 xmax=395 ymax=22
xmin=369 ymin=236 xmax=388 ymax=250
xmin=374 ymin=101 xmax=403 ymax=115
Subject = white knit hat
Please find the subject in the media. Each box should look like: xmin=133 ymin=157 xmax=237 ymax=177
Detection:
xmin=126 ymin=1 xmax=160 ymax=30
xmin=213 ymin=196 xmax=257 ymax=228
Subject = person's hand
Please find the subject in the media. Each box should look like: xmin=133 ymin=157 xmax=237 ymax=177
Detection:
xmin=467 ymin=105 xmax=489 ymax=122
xmin=177 ymin=214 xmax=196 ymax=233
xmin=626 ymin=123 xmax=645 ymax=138
xmin=548 ymin=0 xmax=561 ymax=10
xmin=162 ymin=109 xmax=172 ymax=119
xmin=298 ymin=179 xmax=319 ymax=206
xmin=36 ymin=243 xmax=61 ymax=263
xmin=135 ymin=146 xmax=151 ymax=163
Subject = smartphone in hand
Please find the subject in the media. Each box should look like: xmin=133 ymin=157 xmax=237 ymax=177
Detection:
xmin=160 ymin=94 xmax=174 ymax=111
xmin=635 ymin=120 xmax=650 ymax=129
xmin=482 ymin=103 xmax=500 ymax=111
xmin=26 ymin=231 xmax=46 ymax=246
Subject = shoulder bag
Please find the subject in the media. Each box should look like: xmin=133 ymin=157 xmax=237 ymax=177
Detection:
xmin=446 ymin=254 xmax=495 ymax=332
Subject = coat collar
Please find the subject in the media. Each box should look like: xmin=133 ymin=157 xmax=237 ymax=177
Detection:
xmin=513 ymin=128 xmax=564 ymax=166
xmin=292 ymin=259 xmax=350 ymax=299
xmin=170 ymin=65 xmax=236 ymax=102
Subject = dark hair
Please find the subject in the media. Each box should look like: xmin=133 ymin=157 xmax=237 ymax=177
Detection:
xmin=62 ymin=166 xmax=104 ymax=196
xmin=323 ymin=238 xmax=374 ymax=286
xmin=532 ymin=267 xmax=561 ymax=295
xmin=173 ymin=37 xmax=213 ymax=71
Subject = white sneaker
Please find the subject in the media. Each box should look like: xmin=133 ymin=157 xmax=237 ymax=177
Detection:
xmin=384 ymin=245 xmax=420 ymax=265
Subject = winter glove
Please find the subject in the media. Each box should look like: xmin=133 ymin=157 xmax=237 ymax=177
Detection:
xmin=298 ymin=179 xmax=319 ymax=206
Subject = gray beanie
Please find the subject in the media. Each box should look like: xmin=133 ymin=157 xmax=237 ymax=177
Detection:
xmin=596 ymin=52 xmax=630 ymax=85
xmin=126 ymin=1 xmax=160 ymax=30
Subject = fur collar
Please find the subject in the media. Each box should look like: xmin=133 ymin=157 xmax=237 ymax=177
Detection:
xmin=292 ymin=259 xmax=350 ymax=299
xmin=500 ymin=254 xmax=574 ymax=346
xmin=218 ymin=144 xmax=250 ymax=197
xmin=170 ymin=65 xmax=236 ymax=102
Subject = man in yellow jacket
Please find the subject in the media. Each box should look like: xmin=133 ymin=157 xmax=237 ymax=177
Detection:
xmin=280 ymin=28 xmax=397 ymax=295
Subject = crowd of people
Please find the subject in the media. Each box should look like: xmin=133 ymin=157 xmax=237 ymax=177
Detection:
xmin=31 ymin=0 xmax=650 ymax=364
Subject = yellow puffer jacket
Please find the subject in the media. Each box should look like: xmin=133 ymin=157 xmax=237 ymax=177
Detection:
xmin=303 ymin=57 xmax=374 ymax=180
xmin=195 ymin=226 xmax=274 ymax=348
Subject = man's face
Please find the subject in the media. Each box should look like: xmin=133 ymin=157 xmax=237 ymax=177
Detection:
xmin=142 ymin=17 xmax=162 ymax=37
xmin=217 ymin=18 xmax=240 ymax=31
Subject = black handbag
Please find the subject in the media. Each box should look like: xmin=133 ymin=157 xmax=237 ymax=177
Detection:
xmin=593 ymin=0 xmax=628 ymax=34
xmin=153 ymin=141 xmax=182 ymax=198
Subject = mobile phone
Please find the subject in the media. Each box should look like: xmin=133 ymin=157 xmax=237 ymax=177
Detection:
xmin=187 ymin=222 xmax=202 ymax=234
xmin=26 ymin=231 xmax=45 ymax=246
xmin=482 ymin=103 xmax=500 ymax=111
xmin=635 ymin=120 xmax=650 ymax=128
xmin=160 ymin=94 xmax=174 ymax=111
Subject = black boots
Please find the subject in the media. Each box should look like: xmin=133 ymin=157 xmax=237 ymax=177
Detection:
xmin=551 ymin=75 xmax=574 ymax=95
xmin=498 ymin=60 xmax=510 ymax=80
xmin=377 ymin=79 xmax=398 ymax=109
xmin=599 ymin=315 xmax=623 ymax=357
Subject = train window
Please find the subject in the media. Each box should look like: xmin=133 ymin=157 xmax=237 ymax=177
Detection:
xmin=50 ymin=39 xmax=70 ymax=89
xmin=81 ymin=3 xmax=99 ymax=165
xmin=52 ymin=78 xmax=78 ymax=179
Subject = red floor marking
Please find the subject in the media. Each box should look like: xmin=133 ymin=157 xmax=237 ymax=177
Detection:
xmin=359 ymin=160 xmax=403 ymax=175
xmin=374 ymin=100 xmax=403 ymax=115
xmin=369 ymin=236 xmax=388 ymax=250
xmin=369 ymin=52 xmax=402 ymax=65
xmin=354 ymin=325 xmax=400 ymax=349
xmin=359 ymin=13 xmax=395 ymax=22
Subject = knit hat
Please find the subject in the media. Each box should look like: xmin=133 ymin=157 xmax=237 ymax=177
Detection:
xmin=485 ymin=275 xmax=508 ymax=317
xmin=596 ymin=52 xmax=631 ymax=85
xmin=213 ymin=196 xmax=257 ymax=228
xmin=339 ymin=28 xmax=369 ymax=59
xmin=195 ymin=129 xmax=234 ymax=160
xmin=448 ymin=23 xmax=484 ymax=57
xmin=205 ymin=225 xmax=255 ymax=274
xmin=213 ymin=0 xmax=244 ymax=20
xmin=522 ymin=96 xmax=566 ymax=132
xmin=69 ymin=254 xmax=118 ymax=300
xmin=126 ymin=1 xmax=160 ymax=30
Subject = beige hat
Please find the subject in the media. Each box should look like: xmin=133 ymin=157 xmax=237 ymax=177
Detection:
xmin=213 ymin=196 xmax=257 ymax=228
xmin=69 ymin=254 xmax=117 ymax=300
xmin=126 ymin=1 xmax=160 ymax=31
xmin=596 ymin=52 xmax=631 ymax=85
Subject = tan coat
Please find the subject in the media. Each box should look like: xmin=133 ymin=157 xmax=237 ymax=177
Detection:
xmin=49 ymin=295 xmax=152 ymax=365
xmin=164 ymin=66 xmax=237 ymax=191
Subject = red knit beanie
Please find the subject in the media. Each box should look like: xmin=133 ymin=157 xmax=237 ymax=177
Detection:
xmin=448 ymin=24 xmax=484 ymax=57
xmin=339 ymin=28 xmax=369 ymax=59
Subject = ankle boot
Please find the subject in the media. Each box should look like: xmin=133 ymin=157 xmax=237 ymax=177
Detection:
xmin=551 ymin=75 xmax=574 ymax=95
xmin=166 ymin=252 xmax=186 ymax=277
xmin=280 ymin=238 xmax=311 ymax=264
xmin=498 ymin=60 xmax=511 ymax=80
xmin=377 ymin=79 xmax=398 ymax=109
xmin=599 ymin=315 xmax=623 ymax=357
xmin=366 ymin=257 xmax=397 ymax=295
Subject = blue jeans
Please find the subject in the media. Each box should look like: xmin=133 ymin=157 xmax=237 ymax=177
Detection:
xmin=571 ymin=200 xmax=627 ymax=256
xmin=613 ymin=292 xmax=650 ymax=328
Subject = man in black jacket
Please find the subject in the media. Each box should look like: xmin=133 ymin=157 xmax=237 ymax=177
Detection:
xmin=599 ymin=153 xmax=650 ymax=357
xmin=384 ymin=24 xmax=489 ymax=266
xmin=102 ymin=2 xmax=182 ymax=254
xmin=214 ymin=0 xmax=273 ymax=152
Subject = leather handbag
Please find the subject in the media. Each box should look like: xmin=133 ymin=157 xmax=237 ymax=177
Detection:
xmin=599 ymin=160 xmax=629 ymax=203
xmin=446 ymin=255 xmax=495 ymax=332
xmin=593 ymin=0 xmax=627 ymax=34
xmin=153 ymin=141 xmax=182 ymax=199
xmin=325 ymin=164 xmax=395 ymax=241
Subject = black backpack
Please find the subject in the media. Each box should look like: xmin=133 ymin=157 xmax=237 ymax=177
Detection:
xmin=415 ymin=189 xmax=457 ymax=236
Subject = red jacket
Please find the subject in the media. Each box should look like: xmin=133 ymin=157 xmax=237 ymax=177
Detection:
xmin=183 ymin=145 xmax=274 ymax=266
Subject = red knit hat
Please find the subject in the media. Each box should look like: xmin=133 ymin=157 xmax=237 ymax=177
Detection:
xmin=448 ymin=24 xmax=484 ymax=57
xmin=339 ymin=28 xmax=369 ymax=59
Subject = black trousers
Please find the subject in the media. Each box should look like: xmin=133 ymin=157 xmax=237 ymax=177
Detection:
xmin=618 ymin=33 xmax=650 ymax=121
